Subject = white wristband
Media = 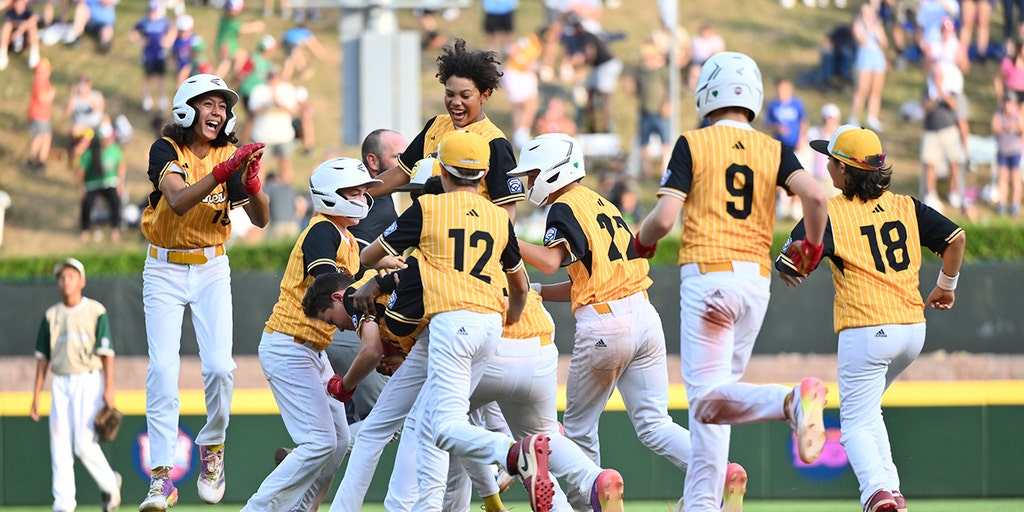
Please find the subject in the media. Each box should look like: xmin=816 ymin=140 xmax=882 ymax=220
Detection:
xmin=936 ymin=269 xmax=958 ymax=291
xmin=530 ymin=282 xmax=543 ymax=294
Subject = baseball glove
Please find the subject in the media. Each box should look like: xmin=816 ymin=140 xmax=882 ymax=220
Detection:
xmin=94 ymin=405 xmax=123 ymax=442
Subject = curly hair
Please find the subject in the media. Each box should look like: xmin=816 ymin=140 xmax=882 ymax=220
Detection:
xmin=840 ymin=161 xmax=892 ymax=202
xmin=435 ymin=38 xmax=503 ymax=94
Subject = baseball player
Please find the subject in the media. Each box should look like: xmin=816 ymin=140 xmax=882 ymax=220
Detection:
xmin=634 ymin=52 xmax=830 ymax=512
xmin=508 ymin=132 xmax=690 ymax=511
xmin=369 ymin=37 xmax=525 ymax=221
xmin=775 ymin=126 xmax=966 ymax=512
xmin=31 ymin=258 xmax=121 ymax=512
xmin=140 ymin=73 xmax=268 ymax=512
xmin=328 ymin=128 xmax=410 ymax=428
xmin=241 ymin=157 xmax=387 ymax=512
xmin=359 ymin=131 xmax=553 ymax=512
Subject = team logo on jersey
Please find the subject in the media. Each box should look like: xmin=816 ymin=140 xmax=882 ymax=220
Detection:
xmin=508 ymin=177 xmax=523 ymax=194
xmin=202 ymin=191 xmax=227 ymax=204
xmin=383 ymin=221 xmax=398 ymax=237
xmin=659 ymin=170 xmax=670 ymax=186
xmin=387 ymin=291 xmax=398 ymax=308
xmin=543 ymin=227 xmax=557 ymax=244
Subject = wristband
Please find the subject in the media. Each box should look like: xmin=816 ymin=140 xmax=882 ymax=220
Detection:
xmin=936 ymin=269 xmax=958 ymax=291
xmin=530 ymin=282 xmax=543 ymax=294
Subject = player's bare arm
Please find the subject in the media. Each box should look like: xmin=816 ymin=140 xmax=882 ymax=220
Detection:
xmin=338 ymin=321 xmax=386 ymax=395
xmin=505 ymin=267 xmax=529 ymax=325
xmin=29 ymin=358 xmax=48 ymax=422
xmin=367 ymin=165 xmax=412 ymax=198
xmin=535 ymin=280 xmax=571 ymax=302
xmin=101 ymin=354 xmax=115 ymax=409
xmin=359 ymin=240 xmax=406 ymax=271
xmin=926 ymin=231 xmax=966 ymax=310
xmin=519 ymin=240 xmax=568 ymax=275
xmin=158 ymin=170 xmax=224 ymax=216
xmin=787 ymin=172 xmax=828 ymax=245
xmin=637 ymin=194 xmax=683 ymax=247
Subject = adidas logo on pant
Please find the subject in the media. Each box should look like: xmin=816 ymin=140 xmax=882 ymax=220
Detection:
xmin=594 ymin=339 xmax=607 ymax=348
xmin=456 ymin=327 xmax=468 ymax=335
xmin=874 ymin=329 xmax=886 ymax=338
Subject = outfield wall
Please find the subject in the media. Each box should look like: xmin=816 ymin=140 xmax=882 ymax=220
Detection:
xmin=1 ymin=262 xmax=1022 ymax=357
xmin=1 ymin=382 xmax=1022 ymax=506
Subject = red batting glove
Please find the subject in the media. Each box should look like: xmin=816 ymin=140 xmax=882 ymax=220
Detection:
xmin=211 ymin=142 xmax=265 ymax=183
xmin=633 ymin=236 xmax=658 ymax=259
xmin=242 ymin=153 xmax=262 ymax=195
xmin=785 ymin=239 xmax=824 ymax=276
xmin=327 ymin=375 xmax=356 ymax=402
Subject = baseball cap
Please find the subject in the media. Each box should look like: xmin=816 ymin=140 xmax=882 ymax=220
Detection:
xmin=820 ymin=103 xmax=841 ymax=120
xmin=809 ymin=124 xmax=887 ymax=171
xmin=227 ymin=0 xmax=244 ymax=11
xmin=53 ymin=258 xmax=86 ymax=279
xmin=438 ymin=131 xmax=489 ymax=180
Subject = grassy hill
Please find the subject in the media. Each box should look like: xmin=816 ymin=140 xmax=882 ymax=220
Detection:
xmin=0 ymin=0 xmax=1005 ymax=261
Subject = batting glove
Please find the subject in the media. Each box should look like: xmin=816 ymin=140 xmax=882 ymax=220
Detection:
xmin=242 ymin=154 xmax=262 ymax=195
xmin=633 ymin=236 xmax=658 ymax=259
xmin=785 ymin=239 xmax=824 ymax=276
xmin=327 ymin=375 xmax=356 ymax=403
xmin=212 ymin=142 xmax=265 ymax=183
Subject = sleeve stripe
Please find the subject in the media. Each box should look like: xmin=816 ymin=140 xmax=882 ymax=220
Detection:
xmin=656 ymin=187 xmax=687 ymax=202
xmin=945 ymin=228 xmax=965 ymax=245
xmin=504 ymin=260 xmax=524 ymax=273
xmin=491 ymin=193 xmax=526 ymax=205
xmin=306 ymin=258 xmax=338 ymax=273
xmin=379 ymin=238 xmax=401 ymax=256
xmin=385 ymin=310 xmax=421 ymax=325
xmin=783 ymin=168 xmax=811 ymax=188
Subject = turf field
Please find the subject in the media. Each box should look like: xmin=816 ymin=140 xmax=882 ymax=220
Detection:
xmin=4 ymin=500 xmax=1024 ymax=512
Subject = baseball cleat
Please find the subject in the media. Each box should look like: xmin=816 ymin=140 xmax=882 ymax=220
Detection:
xmin=589 ymin=468 xmax=624 ymax=512
xmin=507 ymin=434 xmax=554 ymax=512
xmin=891 ymin=490 xmax=907 ymax=512
xmin=864 ymin=489 xmax=898 ymax=512
xmin=138 ymin=467 xmax=177 ymax=512
xmin=721 ymin=462 xmax=747 ymax=512
xmin=787 ymin=377 xmax=827 ymax=464
xmin=197 ymin=445 xmax=225 ymax=504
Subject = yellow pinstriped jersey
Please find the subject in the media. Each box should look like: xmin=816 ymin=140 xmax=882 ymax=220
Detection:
xmin=543 ymin=186 xmax=651 ymax=312
xmin=658 ymin=122 xmax=805 ymax=268
xmin=142 ymin=137 xmax=250 ymax=249
xmin=377 ymin=191 xmax=523 ymax=318
xmin=265 ymin=215 xmax=363 ymax=349
xmin=397 ymin=115 xmax=525 ymax=205
xmin=381 ymin=256 xmax=428 ymax=354
xmin=502 ymin=289 xmax=554 ymax=341
xmin=776 ymin=191 xmax=964 ymax=332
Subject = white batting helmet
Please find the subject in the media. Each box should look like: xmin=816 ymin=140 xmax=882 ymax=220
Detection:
xmin=309 ymin=157 xmax=382 ymax=219
xmin=694 ymin=51 xmax=763 ymax=122
xmin=509 ymin=133 xmax=585 ymax=207
xmin=171 ymin=74 xmax=239 ymax=134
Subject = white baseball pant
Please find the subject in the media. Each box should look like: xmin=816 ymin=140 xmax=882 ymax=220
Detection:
xmin=563 ymin=290 xmax=693 ymax=510
xmin=142 ymin=256 xmax=236 ymax=469
xmin=838 ymin=323 xmax=925 ymax=507
xmin=330 ymin=332 xmax=431 ymax=512
xmin=413 ymin=310 xmax=508 ymax=511
xmin=49 ymin=371 xmax=120 ymax=512
xmin=678 ymin=263 xmax=790 ymax=512
xmin=242 ymin=331 xmax=349 ymax=511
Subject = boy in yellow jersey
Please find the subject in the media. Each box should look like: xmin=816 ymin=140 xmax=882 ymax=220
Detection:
xmin=775 ymin=126 xmax=965 ymax=512
xmin=360 ymin=131 xmax=554 ymax=512
xmin=369 ymin=38 xmax=526 ymax=220
xmin=241 ymin=157 xmax=391 ymax=512
xmin=140 ymin=73 xmax=267 ymax=512
xmin=635 ymin=52 xmax=830 ymax=512
xmin=510 ymin=132 xmax=682 ymax=512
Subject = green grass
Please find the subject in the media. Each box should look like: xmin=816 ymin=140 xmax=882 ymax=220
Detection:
xmin=4 ymin=500 xmax=1024 ymax=511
